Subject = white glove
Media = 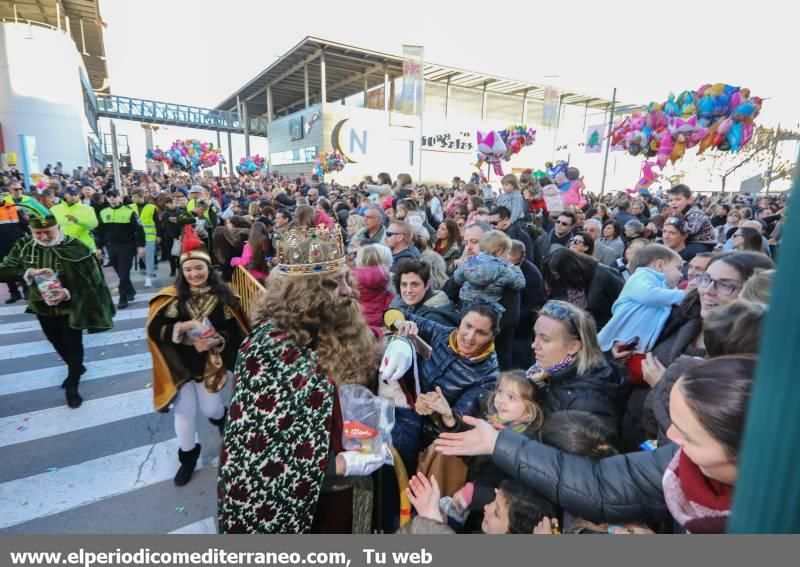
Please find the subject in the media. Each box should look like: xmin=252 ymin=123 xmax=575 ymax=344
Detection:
xmin=380 ymin=338 xmax=414 ymax=382
xmin=340 ymin=451 xmax=385 ymax=477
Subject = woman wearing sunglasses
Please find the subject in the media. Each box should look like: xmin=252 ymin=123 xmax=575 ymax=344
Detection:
xmin=526 ymin=300 xmax=628 ymax=433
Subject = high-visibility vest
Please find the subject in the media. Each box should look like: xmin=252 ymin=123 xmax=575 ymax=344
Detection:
xmin=134 ymin=203 xmax=158 ymax=242
xmin=187 ymin=199 xmax=211 ymax=220
xmin=50 ymin=201 xmax=98 ymax=252
xmin=2 ymin=195 xmax=36 ymax=208
xmin=0 ymin=202 xmax=20 ymax=224
xmin=100 ymin=205 xmax=135 ymax=225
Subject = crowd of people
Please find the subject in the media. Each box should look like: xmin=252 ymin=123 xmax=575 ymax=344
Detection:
xmin=0 ymin=161 xmax=788 ymax=534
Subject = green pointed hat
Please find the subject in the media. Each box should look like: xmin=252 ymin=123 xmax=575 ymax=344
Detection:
xmin=17 ymin=200 xmax=58 ymax=229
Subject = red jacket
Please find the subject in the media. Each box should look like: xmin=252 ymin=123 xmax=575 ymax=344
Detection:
xmin=353 ymin=265 xmax=394 ymax=329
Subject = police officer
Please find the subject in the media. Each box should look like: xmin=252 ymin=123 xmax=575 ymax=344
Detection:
xmin=51 ymin=186 xmax=99 ymax=255
xmin=98 ymin=190 xmax=144 ymax=309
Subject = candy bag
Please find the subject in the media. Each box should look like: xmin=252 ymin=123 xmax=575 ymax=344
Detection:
xmin=185 ymin=316 xmax=216 ymax=342
xmin=340 ymin=384 xmax=394 ymax=466
xmin=34 ymin=272 xmax=66 ymax=305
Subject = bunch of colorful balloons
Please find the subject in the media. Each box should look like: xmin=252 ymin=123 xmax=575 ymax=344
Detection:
xmin=498 ymin=124 xmax=537 ymax=160
xmin=236 ymin=155 xmax=266 ymax=175
xmin=545 ymin=161 xmax=586 ymax=208
xmin=313 ymin=150 xmax=346 ymax=177
xmin=607 ymin=83 xmax=763 ymax=191
xmin=164 ymin=139 xmax=223 ymax=173
xmin=474 ymin=124 xmax=536 ymax=176
xmin=145 ymin=148 xmax=170 ymax=164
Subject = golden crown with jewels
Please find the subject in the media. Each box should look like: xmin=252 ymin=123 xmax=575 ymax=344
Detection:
xmin=274 ymin=226 xmax=346 ymax=276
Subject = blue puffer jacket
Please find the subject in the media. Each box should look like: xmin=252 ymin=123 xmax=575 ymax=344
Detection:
xmin=405 ymin=312 xmax=499 ymax=417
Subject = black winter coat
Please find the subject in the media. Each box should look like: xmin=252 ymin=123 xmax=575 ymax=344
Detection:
xmin=548 ymin=262 xmax=624 ymax=329
xmin=492 ymin=429 xmax=677 ymax=526
xmin=538 ymin=360 xmax=629 ymax=432
xmin=505 ymin=220 xmax=536 ymax=264
xmin=517 ymin=259 xmax=546 ymax=334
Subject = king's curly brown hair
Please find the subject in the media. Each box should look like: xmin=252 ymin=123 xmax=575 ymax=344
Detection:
xmin=252 ymin=271 xmax=379 ymax=387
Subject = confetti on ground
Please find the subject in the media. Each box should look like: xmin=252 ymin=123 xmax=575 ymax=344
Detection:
xmin=17 ymin=426 xmax=27 ymax=431
xmin=145 ymin=383 xmax=151 ymax=388
xmin=175 ymin=506 xmax=185 ymax=514
xmin=47 ymin=467 xmax=59 ymax=473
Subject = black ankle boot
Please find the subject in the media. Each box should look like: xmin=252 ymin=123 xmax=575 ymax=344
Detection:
xmin=209 ymin=407 xmax=227 ymax=436
xmin=174 ymin=444 xmax=201 ymax=486
xmin=65 ymin=385 xmax=83 ymax=408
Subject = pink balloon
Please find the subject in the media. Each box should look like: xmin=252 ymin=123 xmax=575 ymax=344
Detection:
xmin=741 ymin=122 xmax=755 ymax=146
xmin=717 ymin=117 xmax=734 ymax=135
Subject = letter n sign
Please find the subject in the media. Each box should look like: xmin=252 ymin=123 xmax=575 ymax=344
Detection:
xmin=350 ymin=129 xmax=368 ymax=155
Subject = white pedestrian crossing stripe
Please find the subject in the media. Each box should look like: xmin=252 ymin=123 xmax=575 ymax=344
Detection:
xmin=0 ymin=388 xmax=153 ymax=449
xmin=0 ymin=282 xmax=226 ymax=533
xmin=0 ymin=353 xmax=152 ymax=397
xmin=0 ymin=438 xmax=211 ymax=530
xmin=0 ymin=293 xmax=156 ymax=317
xmin=0 ymin=308 xmax=149 ymax=335
xmin=169 ymin=516 xmax=218 ymax=534
xmin=0 ymin=328 xmax=146 ymax=359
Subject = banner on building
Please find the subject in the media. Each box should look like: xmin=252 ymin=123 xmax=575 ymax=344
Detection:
xmin=398 ymin=45 xmax=424 ymax=116
xmin=585 ymin=124 xmax=604 ymax=153
xmin=18 ymin=135 xmax=40 ymax=189
xmin=421 ymin=128 xmax=474 ymax=153
xmin=542 ymin=87 xmax=560 ymax=128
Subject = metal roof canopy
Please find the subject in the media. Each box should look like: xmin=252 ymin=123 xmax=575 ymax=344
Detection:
xmin=0 ymin=0 xmax=109 ymax=92
xmin=215 ymin=36 xmax=619 ymax=118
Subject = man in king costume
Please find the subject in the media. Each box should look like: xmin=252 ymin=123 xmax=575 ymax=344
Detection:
xmin=0 ymin=200 xmax=115 ymax=408
xmin=218 ymin=225 xmax=385 ymax=533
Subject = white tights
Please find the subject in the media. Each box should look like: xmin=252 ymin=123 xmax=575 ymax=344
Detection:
xmin=173 ymin=381 xmax=225 ymax=452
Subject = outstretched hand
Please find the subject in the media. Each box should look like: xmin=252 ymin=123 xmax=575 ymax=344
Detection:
xmin=433 ymin=416 xmax=499 ymax=457
xmin=406 ymin=473 xmax=443 ymax=523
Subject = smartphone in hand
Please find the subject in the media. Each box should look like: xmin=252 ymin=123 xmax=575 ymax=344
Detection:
xmin=621 ymin=336 xmax=640 ymax=351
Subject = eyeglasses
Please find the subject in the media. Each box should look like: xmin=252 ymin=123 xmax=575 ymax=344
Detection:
xmin=696 ymin=273 xmax=740 ymax=296
xmin=556 ymin=220 xmax=572 ymax=227
xmin=385 ymin=231 xmax=405 ymax=238
xmin=570 ymin=238 xmax=585 ymax=246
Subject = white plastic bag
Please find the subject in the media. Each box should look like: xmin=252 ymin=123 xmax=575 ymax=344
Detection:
xmin=339 ymin=384 xmax=394 ymax=467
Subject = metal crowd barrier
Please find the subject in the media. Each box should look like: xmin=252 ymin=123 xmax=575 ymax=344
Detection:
xmin=230 ymin=266 xmax=266 ymax=320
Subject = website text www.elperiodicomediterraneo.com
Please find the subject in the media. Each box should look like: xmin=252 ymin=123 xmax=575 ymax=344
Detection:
xmin=7 ymin=547 xmax=435 ymax=567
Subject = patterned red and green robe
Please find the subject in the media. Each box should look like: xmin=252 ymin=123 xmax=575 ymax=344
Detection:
xmin=218 ymin=319 xmax=335 ymax=534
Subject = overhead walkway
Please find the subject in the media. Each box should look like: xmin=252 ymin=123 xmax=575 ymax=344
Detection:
xmin=96 ymin=94 xmax=267 ymax=136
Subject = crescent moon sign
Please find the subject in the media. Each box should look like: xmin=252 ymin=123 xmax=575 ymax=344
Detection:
xmin=330 ymin=119 xmax=357 ymax=164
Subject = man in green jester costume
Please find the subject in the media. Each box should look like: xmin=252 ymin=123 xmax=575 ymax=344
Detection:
xmin=0 ymin=200 xmax=115 ymax=408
